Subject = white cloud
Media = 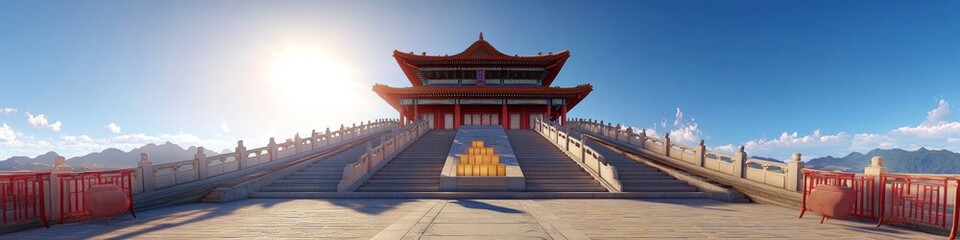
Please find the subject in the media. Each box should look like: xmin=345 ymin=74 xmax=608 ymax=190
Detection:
xmin=0 ymin=123 xmax=53 ymax=158
xmin=660 ymin=108 xmax=704 ymax=145
xmin=1 ymin=107 xmax=16 ymax=115
xmin=0 ymin=123 xmax=16 ymax=143
xmin=221 ymin=121 xmax=231 ymax=133
xmin=922 ymin=99 xmax=950 ymax=127
xmin=728 ymin=99 xmax=960 ymax=160
xmin=25 ymin=112 xmax=62 ymax=132
xmin=106 ymin=123 xmax=122 ymax=134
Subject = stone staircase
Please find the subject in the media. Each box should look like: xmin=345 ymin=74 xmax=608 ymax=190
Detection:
xmin=356 ymin=130 xmax=456 ymax=192
xmin=506 ymin=130 xmax=607 ymax=192
xmin=254 ymin=136 xmax=387 ymax=194
xmin=583 ymin=140 xmax=702 ymax=193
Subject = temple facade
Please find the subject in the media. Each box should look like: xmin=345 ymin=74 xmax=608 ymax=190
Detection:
xmin=373 ymin=33 xmax=592 ymax=130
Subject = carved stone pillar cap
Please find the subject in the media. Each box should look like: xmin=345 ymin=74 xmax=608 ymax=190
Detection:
xmin=871 ymin=156 xmax=884 ymax=167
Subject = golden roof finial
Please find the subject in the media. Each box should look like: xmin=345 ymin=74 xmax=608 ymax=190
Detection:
xmin=479 ymin=32 xmax=484 ymax=40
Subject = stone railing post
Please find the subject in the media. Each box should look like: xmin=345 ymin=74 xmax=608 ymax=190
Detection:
xmin=638 ymin=129 xmax=647 ymax=148
xmin=137 ymin=153 xmax=154 ymax=192
xmin=236 ymin=140 xmax=249 ymax=169
xmin=195 ymin=147 xmax=208 ymax=179
xmin=366 ymin=141 xmax=373 ymax=169
xmin=325 ymin=127 xmax=332 ymax=143
xmin=864 ymin=156 xmax=887 ymax=176
xmin=294 ymin=133 xmax=302 ymax=154
xmin=268 ymin=137 xmax=277 ymax=161
xmin=311 ymin=129 xmax=318 ymax=150
xmin=663 ymin=133 xmax=671 ymax=157
xmin=696 ymin=140 xmax=706 ymax=167
xmin=580 ymin=135 xmax=588 ymax=162
xmin=48 ymin=156 xmax=72 ymax=220
xmin=787 ymin=153 xmax=804 ymax=191
xmin=862 ymin=155 xmax=884 ymax=216
xmin=733 ymin=146 xmax=747 ymax=178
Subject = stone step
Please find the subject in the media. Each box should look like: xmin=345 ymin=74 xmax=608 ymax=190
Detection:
xmin=274 ymin=179 xmax=341 ymax=184
xmin=619 ymin=179 xmax=689 ymax=185
xmin=357 ymin=186 xmax=440 ymax=192
xmin=622 ymin=186 xmax=699 ymax=192
xmin=291 ymin=171 xmax=341 ymax=176
xmin=525 ymin=186 xmax=608 ymax=192
xmin=249 ymin=191 xmax=708 ymax=199
xmin=260 ymin=186 xmax=337 ymax=192
xmin=366 ymin=179 xmax=439 ymax=184
xmin=282 ymin=175 xmax=342 ymax=180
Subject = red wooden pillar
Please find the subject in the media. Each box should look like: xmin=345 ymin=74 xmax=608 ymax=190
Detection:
xmin=501 ymin=103 xmax=508 ymax=129
xmin=399 ymin=106 xmax=405 ymax=127
xmin=454 ymin=103 xmax=461 ymax=129
xmin=413 ymin=104 xmax=419 ymax=123
xmin=546 ymin=104 xmax=552 ymax=122
xmin=561 ymin=103 xmax=568 ymax=126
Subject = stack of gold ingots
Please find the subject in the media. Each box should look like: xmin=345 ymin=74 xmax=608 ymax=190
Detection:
xmin=457 ymin=140 xmax=506 ymax=176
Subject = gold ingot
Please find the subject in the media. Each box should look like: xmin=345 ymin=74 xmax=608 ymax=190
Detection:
xmin=459 ymin=155 xmax=468 ymax=163
xmin=464 ymin=164 xmax=474 ymax=176
xmin=484 ymin=148 xmax=494 ymax=155
xmin=497 ymin=165 xmax=506 ymax=176
xmin=472 ymin=165 xmax=480 ymax=176
xmin=491 ymin=155 xmax=500 ymax=165
xmin=457 ymin=164 xmax=465 ymax=176
xmin=471 ymin=155 xmax=481 ymax=164
xmin=479 ymin=165 xmax=489 ymax=176
xmin=473 ymin=140 xmax=484 ymax=148
xmin=467 ymin=148 xmax=477 ymax=155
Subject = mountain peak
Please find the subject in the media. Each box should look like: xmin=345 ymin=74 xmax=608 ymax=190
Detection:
xmin=807 ymin=148 xmax=960 ymax=174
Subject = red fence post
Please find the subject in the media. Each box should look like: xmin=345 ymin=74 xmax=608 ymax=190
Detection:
xmin=0 ymin=172 xmax=50 ymax=228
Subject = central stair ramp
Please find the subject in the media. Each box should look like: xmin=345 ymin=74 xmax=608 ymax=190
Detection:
xmin=507 ymin=130 xmax=608 ymax=192
xmin=355 ymin=130 xmax=457 ymax=192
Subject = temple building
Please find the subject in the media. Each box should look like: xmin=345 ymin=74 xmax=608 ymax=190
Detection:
xmin=373 ymin=33 xmax=592 ymax=130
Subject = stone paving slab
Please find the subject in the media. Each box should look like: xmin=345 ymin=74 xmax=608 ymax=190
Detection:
xmin=2 ymin=198 xmax=945 ymax=239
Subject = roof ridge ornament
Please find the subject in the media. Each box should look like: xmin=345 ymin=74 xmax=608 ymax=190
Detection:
xmin=479 ymin=32 xmax=484 ymax=40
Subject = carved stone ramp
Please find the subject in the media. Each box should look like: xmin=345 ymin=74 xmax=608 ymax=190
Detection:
xmin=134 ymin=129 xmax=393 ymax=209
xmin=582 ymin=139 xmax=705 ymax=192
xmin=253 ymin=135 xmax=389 ymax=194
xmin=199 ymin=132 xmax=391 ymax=203
xmin=355 ymin=130 xmax=457 ymax=192
xmin=506 ymin=130 xmax=607 ymax=192
xmin=578 ymin=131 xmax=797 ymax=208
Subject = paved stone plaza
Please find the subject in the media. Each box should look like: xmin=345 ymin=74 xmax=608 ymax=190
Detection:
xmin=3 ymin=199 xmax=941 ymax=239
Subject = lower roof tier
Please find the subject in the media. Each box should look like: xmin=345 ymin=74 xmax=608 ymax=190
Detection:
xmin=372 ymin=84 xmax=592 ymax=112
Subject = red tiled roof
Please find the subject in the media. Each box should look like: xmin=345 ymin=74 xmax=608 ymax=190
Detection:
xmin=393 ymin=37 xmax=570 ymax=86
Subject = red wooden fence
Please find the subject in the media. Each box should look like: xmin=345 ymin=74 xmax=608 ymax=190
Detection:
xmin=801 ymin=169 xmax=960 ymax=239
xmin=0 ymin=172 xmax=50 ymax=228
xmin=56 ymin=169 xmax=136 ymax=224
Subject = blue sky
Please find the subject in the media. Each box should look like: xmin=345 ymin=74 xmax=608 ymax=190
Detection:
xmin=1 ymin=1 xmax=958 ymax=161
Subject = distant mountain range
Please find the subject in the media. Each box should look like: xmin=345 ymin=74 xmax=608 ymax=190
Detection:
xmin=806 ymin=148 xmax=960 ymax=174
xmin=0 ymin=142 xmax=218 ymax=171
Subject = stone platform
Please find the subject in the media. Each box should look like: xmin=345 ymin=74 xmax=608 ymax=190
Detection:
xmin=2 ymin=198 xmax=940 ymax=239
xmin=440 ymin=126 xmax=525 ymax=191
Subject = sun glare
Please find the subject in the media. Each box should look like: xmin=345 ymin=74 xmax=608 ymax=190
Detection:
xmin=266 ymin=46 xmax=370 ymax=129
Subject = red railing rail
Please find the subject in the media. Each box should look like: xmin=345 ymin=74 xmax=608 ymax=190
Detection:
xmin=878 ymin=174 xmax=952 ymax=229
xmin=0 ymin=172 xmax=49 ymax=228
xmin=56 ymin=169 xmax=136 ymax=224
xmin=801 ymin=169 xmax=960 ymax=239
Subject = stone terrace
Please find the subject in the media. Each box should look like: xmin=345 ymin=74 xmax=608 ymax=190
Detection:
xmin=2 ymin=199 xmax=940 ymax=239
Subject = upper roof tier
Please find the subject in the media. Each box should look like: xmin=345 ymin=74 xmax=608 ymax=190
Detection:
xmin=393 ymin=33 xmax=570 ymax=86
